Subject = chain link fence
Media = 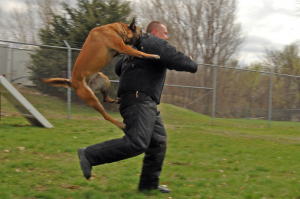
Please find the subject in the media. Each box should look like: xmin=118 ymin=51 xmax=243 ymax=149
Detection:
xmin=1 ymin=40 xmax=300 ymax=125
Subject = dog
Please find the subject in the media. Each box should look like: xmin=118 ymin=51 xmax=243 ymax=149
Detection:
xmin=42 ymin=19 xmax=160 ymax=129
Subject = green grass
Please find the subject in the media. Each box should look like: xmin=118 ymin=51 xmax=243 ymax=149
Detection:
xmin=1 ymin=89 xmax=300 ymax=198
xmin=0 ymin=85 xmax=121 ymax=120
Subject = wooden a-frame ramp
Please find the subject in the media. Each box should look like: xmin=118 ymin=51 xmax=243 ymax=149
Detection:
xmin=0 ymin=75 xmax=53 ymax=128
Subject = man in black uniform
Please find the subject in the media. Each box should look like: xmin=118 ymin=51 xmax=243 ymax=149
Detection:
xmin=78 ymin=21 xmax=198 ymax=193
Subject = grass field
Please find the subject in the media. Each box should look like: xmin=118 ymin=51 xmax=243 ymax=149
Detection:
xmin=1 ymin=90 xmax=300 ymax=199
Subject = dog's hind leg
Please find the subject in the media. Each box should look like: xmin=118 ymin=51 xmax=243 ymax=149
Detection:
xmin=101 ymin=90 xmax=119 ymax=104
xmin=88 ymin=73 xmax=117 ymax=104
xmin=73 ymin=80 xmax=125 ymax=129
xmin=101 ymin=90 xmax=114 ymax=103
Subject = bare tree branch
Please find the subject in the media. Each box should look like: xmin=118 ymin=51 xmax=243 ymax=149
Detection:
xmin=26 ymin=0 xmax=38 ymax=44
xmin=132 ymin=0 xmax=244 ymax=65
xmin=295 ymin=0 xmax=300 ymax=17
xmin=9 ymin=7 xmax=29 ymax=42
xmin=0 ymin=7 xmax=5 ymax=39
xmin=1 ymin=0 xmax=62 ymax=43
xmin=36 ymin=0 xmax=61 ymax=31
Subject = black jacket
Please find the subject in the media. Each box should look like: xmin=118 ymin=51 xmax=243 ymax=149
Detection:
xmin=115 ymin=34 xmax=198 ymax=104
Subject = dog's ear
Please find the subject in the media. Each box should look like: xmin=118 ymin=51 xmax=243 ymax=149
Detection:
xmin=129 ymin=18 xmax=136 ymax=31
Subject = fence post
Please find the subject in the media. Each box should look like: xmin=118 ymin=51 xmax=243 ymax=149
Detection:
xmin=63 ymin=40 xmax=71 ymax=119
xmin=10 ymin=48 xmax=14 ymax=82
xmin=268 ymin=73 xmax=273 ymax=127
xmin=212 ymin=65 xmax=217 ymax=125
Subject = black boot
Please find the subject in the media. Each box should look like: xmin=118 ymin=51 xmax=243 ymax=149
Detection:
xmin=139 ymin=186 xmax=171 ymax=193
xmin=157 ymin=186 xmax=171 ymax=193
xmin=77 ymin=147 xmax=92 ymax=179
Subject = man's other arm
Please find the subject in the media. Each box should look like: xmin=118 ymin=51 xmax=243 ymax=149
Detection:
xmin=150 ymin=39 xmax=198 ymax=73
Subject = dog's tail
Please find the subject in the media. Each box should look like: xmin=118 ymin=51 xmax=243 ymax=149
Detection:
xmin=42 ymin=78 xmax=72 ymax=88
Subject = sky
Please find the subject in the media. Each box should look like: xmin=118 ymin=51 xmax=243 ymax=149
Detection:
xmin=1 ymin=0 xmax=300 ymax=65
xmin=236 ymin=0 xmax=300 ymax=65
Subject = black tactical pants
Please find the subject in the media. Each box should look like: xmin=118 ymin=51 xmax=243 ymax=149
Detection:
xmin=84 ymin=91 xmax=167 ymax=189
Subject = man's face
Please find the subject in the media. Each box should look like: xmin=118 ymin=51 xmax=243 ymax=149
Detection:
xmin=154 ymin=24 xmax=168 ymax=40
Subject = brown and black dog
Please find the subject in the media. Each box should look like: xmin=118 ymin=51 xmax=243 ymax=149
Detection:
xmin=42 ymin=19 xmax=160 ymax=129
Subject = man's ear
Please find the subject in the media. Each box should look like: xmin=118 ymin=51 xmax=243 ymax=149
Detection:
xmin=129 ymin=18 xmax=136 ymax=31
xmin=153 ymin=28 xmax=158 ymax=36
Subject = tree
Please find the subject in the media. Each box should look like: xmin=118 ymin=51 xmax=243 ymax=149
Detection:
xmin=296 ymin=0 xmax=300 ymax=17
xmin=263 ymin=43 xmax=300 ymax=75
xmin=6 ymin=6 xmax=29 ymax=42
xmin=262 ymin=43 xmax=300 ymax=115
xmin=28 ymin=0 xmax=131 ymax=107
xmin=206 ymin=43 xmax=300 ymax=120
xmin=35 ymin=0 xmax=62 ymax=32
xmin=132 ymin=0 xmax=244 ymax=65
xmin=0 ymin=0 xmax=62 ymax=43
xmin=0 ymin=7 xmax=5 ymax=39
xmin=39 ymin=0 xmax=131 ymax=47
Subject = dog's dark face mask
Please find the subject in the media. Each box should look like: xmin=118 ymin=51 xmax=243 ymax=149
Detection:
xmin=128 ymin=18 xmax=144 ymax=45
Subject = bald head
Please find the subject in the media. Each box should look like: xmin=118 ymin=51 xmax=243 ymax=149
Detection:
xmin=146 ymin=21 xmax=168 ymax=40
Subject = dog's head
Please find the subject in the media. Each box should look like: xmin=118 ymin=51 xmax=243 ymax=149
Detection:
xmin=122 ymin=18 xmax=144 ymax=45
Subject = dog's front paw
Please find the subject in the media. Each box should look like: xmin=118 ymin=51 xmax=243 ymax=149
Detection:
xmin=115 ymin=98 xmax=121 ymax=104
xmin=152 ymin=55 xmax=160 ymax=59
xmin=118 ymin=122 xmax=126 ymax=130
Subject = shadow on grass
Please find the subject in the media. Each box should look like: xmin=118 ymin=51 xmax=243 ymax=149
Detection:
xmin=4 ymin=124 xmax=32 ymax=127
